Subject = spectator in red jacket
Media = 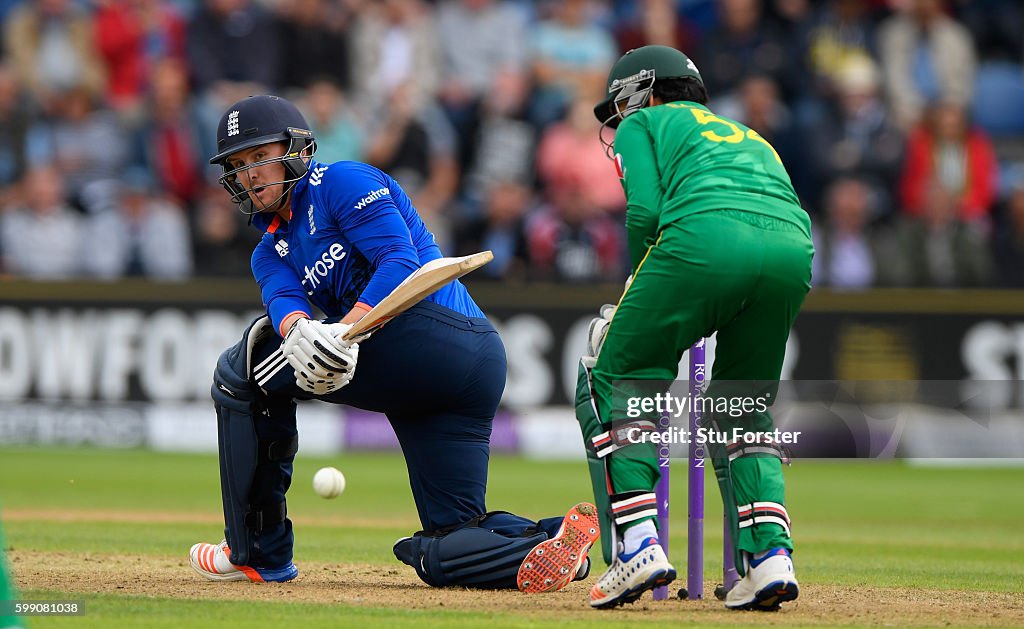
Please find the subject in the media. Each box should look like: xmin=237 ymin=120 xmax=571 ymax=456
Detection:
xmin=899 ymin=100 xmax=998 ymax=223
xmin=93 ymin=0 xmax=187 ymax=116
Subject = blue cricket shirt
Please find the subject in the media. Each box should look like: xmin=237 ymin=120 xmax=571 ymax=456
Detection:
xmin=249 ymin=160 xmax=484 ymax=336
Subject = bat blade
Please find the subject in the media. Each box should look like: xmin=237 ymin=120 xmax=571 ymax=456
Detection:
xmin=342 ymin=251 xmax=494 ymax=341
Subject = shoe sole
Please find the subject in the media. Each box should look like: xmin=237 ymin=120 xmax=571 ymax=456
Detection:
xmin=248 ymin=564 xmax=299 ymax=583
xmin=517 ymin=503 xmax=600 ymax=594
xmin=727 ymin=579 xmax=799 ymax=611
xmin=590 ymin=566 xmax=677 ymax=609
xmin=190 ymin=559 xmax=251 ymax=582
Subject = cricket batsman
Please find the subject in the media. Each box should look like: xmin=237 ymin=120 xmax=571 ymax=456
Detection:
xmin=188 ymin=95 xmax=598 ymax=593
xmin=576 ymin=46 xmax=813 ymax=610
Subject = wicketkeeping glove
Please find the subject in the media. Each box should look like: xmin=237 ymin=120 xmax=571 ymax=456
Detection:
xmin=586 ymin=303 xmax=618 ymax=358
xmin=585 ymin=275 xmax=633 ymax=359
xmin=282 ymin=319 xmax=359 ymax=395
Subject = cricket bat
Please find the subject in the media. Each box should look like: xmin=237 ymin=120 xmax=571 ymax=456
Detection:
xmin=341 ymin=251 xmax=493 ymax=341
xmin=252 ymin=251 xmax=493 ymax=388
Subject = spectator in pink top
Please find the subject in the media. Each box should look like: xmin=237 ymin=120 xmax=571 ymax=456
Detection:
xmin=536 ymin=97 xmax=625 ymax=217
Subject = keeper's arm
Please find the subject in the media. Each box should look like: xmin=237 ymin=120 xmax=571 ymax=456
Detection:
xmin=614 ymin=116 xmax=665 ymax=272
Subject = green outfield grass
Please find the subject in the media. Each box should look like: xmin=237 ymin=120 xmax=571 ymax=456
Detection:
xmin=1 ymin=448 xmax=1022 ymax=627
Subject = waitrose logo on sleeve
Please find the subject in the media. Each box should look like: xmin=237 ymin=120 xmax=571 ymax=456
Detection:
xmin=353 ymin=188 xmax=390 ymax=211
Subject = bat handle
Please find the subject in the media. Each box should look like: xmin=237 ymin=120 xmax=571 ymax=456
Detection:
xmin=341 ymin=324 xmax=380 ymax=343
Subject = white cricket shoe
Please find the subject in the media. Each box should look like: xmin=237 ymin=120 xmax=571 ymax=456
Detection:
xmin=189 ymin=540 xmax=298 ymax=583
xmin=589 ymin=537 xmax=676 ymax=608
xmin=724 ymin=547 xmax=799 ymax=611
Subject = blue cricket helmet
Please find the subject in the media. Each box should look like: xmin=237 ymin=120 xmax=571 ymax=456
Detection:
xmin=210 ymin=95 xmax=317 ymax=215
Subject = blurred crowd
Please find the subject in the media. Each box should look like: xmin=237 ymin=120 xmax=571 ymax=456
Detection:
xmin=0 ymin=0 xmax=1022 ymax=287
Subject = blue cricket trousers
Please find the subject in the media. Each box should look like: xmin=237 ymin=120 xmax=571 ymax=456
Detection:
xmin=249 ymin=301 xmax=507 ymax=565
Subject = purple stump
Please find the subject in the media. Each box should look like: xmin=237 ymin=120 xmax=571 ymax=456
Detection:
xmin=653 ymin=393 xmax=672 ymax=599
xmin=687 ymin=339 xmax=707 ymax=600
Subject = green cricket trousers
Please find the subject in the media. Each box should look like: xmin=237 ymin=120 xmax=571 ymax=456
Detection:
xmin=592 ymin=209 xmax=814 ymax=560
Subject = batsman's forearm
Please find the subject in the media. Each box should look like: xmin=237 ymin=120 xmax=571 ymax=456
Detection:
xmin=340 ymin=303 xmax=371 ymax=325
xmin=280 ymin=311 xmax=310 ymax=336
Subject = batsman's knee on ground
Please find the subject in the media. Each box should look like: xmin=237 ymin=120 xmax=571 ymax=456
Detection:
xmin=392 ymin=505 xmax=599 ymax=593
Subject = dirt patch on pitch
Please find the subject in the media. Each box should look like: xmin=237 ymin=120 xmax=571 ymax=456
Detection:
xmin=9 ymin=549 xmax=1024 ymax=627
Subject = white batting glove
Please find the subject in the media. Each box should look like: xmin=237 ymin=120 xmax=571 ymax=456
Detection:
xmin=282 ymin=319 xmax=359 ymax=394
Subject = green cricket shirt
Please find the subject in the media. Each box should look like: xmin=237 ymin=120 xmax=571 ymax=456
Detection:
xmin=612 ymin=101 xmax=812 ymax=269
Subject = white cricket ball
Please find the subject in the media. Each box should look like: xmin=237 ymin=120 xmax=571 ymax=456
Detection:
xmin=312 ymin=466 xmax=346 ymax=499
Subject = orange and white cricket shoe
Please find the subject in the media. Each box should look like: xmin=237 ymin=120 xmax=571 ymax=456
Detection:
xmin=516 ymin=502 xmax=600 ymax=594
xmin=189 ymin=540 xmax=298 ymax=583
xmin=589 ymin=537 xmax=676 ymax=608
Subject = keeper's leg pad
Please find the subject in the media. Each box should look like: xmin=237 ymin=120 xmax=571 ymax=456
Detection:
xmin=574 ymin=357 xmax=617 ymax=564
xmin=703 ymin=407 xmax=792 ymax=577
xmin=574 ymin=358 xmax=661 ymax=564
xmin=393 ymin=512 xmax=548 ymax=589
xmin=212 ymin=316 xmax=298 ymax=567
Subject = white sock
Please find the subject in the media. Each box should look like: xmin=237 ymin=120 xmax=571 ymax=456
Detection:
xmin=622 ymin=520 xmax=658 ymax=555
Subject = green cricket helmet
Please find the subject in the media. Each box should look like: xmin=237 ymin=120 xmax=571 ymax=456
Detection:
xmin=594 ymin=45 xmax=703 ymax=129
